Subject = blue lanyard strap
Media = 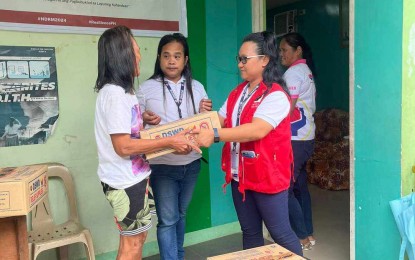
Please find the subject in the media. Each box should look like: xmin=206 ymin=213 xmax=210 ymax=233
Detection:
xmin=165 ymin=80 xmax=185 ymax=119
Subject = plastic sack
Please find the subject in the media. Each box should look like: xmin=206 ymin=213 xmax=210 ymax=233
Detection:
xmin=390 ymin=192 xmax=415 ymax=260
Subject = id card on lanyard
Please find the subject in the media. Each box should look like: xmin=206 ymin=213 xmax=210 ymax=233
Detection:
xmin=230 ymin=84 xmax=259 ymax=178
xmin=231 ymin=144 xmax=239 ymax=178
xmin=165 ymin=80 xmax=185 ymax=119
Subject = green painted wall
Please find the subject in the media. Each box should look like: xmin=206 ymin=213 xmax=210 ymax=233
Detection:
xmin=206 ymin=0 xmax=252 ymax=226
xmin=185 ymin=0 xmax=211 ymax=233
xmin=355 ymin=0 xmax=402 ymax=259
xmin=267 ymin=0 xmax=349 ymax=111
xmin=402 ymin=0 xmax=415 ymax=195
xmin=188 ymin=0 xmax=253 ymax=234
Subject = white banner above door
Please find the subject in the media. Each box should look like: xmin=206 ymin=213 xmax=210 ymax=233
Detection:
xmin=0 ymin=0 xmax=187 ymax=37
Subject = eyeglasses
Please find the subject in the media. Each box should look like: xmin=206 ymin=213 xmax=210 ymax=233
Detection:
xmin=236 ymin=55 xmax=265 ymax=64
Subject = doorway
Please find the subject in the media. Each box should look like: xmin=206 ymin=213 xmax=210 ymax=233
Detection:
xmin=258 ymin=1 xmax=352 ymax=259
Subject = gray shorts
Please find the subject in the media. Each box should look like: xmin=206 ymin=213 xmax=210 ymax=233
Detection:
xmin=102 ymin=178 xmax=155 ymax=236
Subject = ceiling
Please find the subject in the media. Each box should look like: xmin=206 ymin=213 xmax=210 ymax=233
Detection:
xmin=266 ymin=0 xmax=301 ymax=10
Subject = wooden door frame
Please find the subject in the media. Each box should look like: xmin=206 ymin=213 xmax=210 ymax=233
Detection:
xmin=349 ymin=0 xmax=355 ymax=259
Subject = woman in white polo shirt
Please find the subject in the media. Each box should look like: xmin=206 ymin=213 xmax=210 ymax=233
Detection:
xmin=137 ymin=33 xmax=211 ymax=260
xmin=279 ymin=32 xmax=317 ymax=250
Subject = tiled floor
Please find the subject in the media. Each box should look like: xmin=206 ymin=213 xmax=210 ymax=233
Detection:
xmin=143 ymin=184 xmax=350 ymax=260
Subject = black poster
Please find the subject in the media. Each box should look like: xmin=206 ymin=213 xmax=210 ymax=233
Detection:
xmin=0 ymin=46 xmax=59 ymax=147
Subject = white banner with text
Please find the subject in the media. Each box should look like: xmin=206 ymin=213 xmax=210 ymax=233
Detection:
xmin=0 ymin=0 xmax=187 ymax=37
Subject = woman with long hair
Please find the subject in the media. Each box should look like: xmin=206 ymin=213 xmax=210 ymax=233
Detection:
xmin=137 ymin=33 xmax=211 ymax=260
xmin=94 ymin=26 xmax=199 ymax=260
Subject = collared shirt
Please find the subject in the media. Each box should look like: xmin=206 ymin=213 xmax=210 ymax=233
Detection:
xmin=284 ymin=59 xmax=316 ymax=140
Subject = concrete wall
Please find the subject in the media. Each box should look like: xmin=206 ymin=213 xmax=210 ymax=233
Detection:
xmin=402 ymin=0 xmax=415 ymax=195
xmin=206 ymin=0 xmax=252 ymax=227
xmin=354 ymin=0 xmax=403 ymax=259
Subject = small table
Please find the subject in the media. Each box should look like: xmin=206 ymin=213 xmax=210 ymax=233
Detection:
xmin=0 ymin=164 xmax=48 ymax=260
xmin=0 ymin=216 xmax=29 ymax=259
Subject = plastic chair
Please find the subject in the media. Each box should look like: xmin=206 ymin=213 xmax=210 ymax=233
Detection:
xmin=28 ymin=163 xmax=95 ymax=260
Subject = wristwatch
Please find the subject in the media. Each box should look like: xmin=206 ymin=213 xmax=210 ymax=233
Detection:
xmin=213 ymin=128 xmax=220 ymax=143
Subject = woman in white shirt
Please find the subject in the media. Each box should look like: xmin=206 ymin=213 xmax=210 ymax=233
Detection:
xmin=94 ymin=26 xmax=199 ymax=260
xmin=279 ymin=32 xmax=317 ymax=250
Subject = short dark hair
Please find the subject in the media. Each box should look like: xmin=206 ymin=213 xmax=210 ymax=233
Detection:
xmin=242 ymin=31 xmax=288 ymax=94
xmin=149 ymin=33 xmax=197 ymax=115
xmin=95 ymin=26 xmax=136 ymax=93
xmin=281 ymin=32 xmax=316 ymax=76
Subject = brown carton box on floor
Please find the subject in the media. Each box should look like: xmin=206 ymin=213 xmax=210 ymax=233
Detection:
xmin=207 ymin=244 xmax=305 ymax=260
xmin=140 ymin=111 xmax=221 ymax=159
xmin=0 ymin=165 xmax=48 ymax=217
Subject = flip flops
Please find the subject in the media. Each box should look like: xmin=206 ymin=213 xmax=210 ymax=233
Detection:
xmin=308 ymin=237 xmax=316 ymax=246
xmin=301 ymin=242 xmax=313 ymax=251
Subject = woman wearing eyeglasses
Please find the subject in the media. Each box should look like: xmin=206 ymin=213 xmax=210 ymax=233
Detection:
xmin=195 ymin=31 xmax=302 ymax=256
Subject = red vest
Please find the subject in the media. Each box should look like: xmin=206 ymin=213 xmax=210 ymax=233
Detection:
xmin=221 ymin=81 xmax=293 ymax=196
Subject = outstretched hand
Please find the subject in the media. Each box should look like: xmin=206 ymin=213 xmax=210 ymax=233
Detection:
xmin=169 ymin=127 xmax=202 ymax=155
xmin=143 ymin=110 xmax=161 ymax=125
xmin=191 ymin=127 xmax=214 ymax=148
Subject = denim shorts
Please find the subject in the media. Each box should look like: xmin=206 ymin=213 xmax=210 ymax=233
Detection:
xmin=102 ymin=178 xmax=155 ymax=236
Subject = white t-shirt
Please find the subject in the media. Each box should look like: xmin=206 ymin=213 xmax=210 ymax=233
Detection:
xmin=94 ymin=84 xmax=151 ymax=189
xmin=283 ymin=60 xmax=316 ymax=140
xmin=218 ymin=84 xmax=290 ymax=181
xmin=137 ymin=76 xmax=208 ymax=165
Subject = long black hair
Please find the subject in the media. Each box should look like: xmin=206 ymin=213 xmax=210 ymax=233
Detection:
xmin=242 ymin=31 xmax=289 ymax=95
xmin=280 ymin=32 xmax=316 ymax=76
xmin=95 ymin=26 xmax=136 ymax=93
xmin=149 ymin=33 xmax=197 ymax=115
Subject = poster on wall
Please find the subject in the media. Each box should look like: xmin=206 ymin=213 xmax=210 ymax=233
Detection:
xmin=0 ymin=0 xmax=187 ymax=37
xmin=0 ymin=46 xmax=59 ymax=148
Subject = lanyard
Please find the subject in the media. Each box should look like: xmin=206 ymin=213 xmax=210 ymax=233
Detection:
xmin=235 ymin=84 xmax=259 ymax=126
xmin=232 ymin=84 xmax=259 ymax=151
xmin=164 ymin=80 xmax=185 ymax=119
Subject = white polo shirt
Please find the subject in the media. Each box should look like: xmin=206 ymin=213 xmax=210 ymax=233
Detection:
xmin=137 ymin=76 xmax=208 ymax=165
xmin=284 ymin=59 xmax=316 ymax=140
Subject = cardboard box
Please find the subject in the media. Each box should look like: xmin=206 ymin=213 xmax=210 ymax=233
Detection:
xmin=140 ymin=111 xmax=221 ymax=159
xmin=0 ymin=165 xmax=48 ymax=217
xmin=207 ymin=244 xmax=305 ymax=260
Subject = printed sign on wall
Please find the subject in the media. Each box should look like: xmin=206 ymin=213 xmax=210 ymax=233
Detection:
xmin=0 ymin=46 xmax=59 ymax=148
xmin=0 ymin=0 xmax=187 ymax=37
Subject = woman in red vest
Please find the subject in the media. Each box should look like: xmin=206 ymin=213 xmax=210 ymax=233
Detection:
xmin=195 ymin=31 xmax=302 ymax=256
